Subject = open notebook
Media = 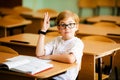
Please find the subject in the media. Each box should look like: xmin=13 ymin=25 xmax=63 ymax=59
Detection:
xmin=0 ymin=55 xmax=53 ymax=75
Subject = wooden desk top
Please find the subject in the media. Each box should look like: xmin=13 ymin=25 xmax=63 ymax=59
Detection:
xmin=78 ymin=24 xmax=120 ymax=38
xmin=0 ymin=33 xmax=55 ymax=47
xmin=21 ymin=11 xmax=58 ymax=19
xmin=0 ymin=52 xmax=18 ymax=63
xmin=86 ymin=16 xmax=120 ymax=25
xmin=35 ymin=61 xmax=76 ymax=78
xmin=0 ymin=52 xmax=76 ymax=79
xmin=0 ymin=33 xmax=120 ymax=58
xmin=0 ymin=19 xmax=32 ymax=28
xmin=83 ymin=40 xmax=120 ymax=58
xmin=48 ymin=24 xmax=120 ymax=38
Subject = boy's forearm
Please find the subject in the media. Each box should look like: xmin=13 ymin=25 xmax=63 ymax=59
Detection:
xmin=50 ymin=53 xmax=76 ymax=63
xmin=36 ymin=34 xmax=45 ymax=56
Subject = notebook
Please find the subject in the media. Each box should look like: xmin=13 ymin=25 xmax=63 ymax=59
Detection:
xmin=0 ymin=55 xmax=53 ymax=75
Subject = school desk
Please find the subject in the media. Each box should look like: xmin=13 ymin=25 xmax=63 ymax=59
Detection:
xmin=0 ymin=33 xmax=120 ymax=80
xmin=48 ymin=24 xmax=120 ymax=39
xmin=0 ymin=19 xmax=32 ymax=37
xmin=0 ymin=52 xmax=76 ymax=80
xmin=21 ymin=9 xmax=58 ymax=30
xmin=78 ymin=40 xmax=120 ymax=80
xmin=0 ymin=33 xmax=55 ymax=56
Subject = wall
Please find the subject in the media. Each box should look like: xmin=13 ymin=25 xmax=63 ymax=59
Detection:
xmin=22 ymin=0 xmax=115 ymax=18
xmin=23 ymin=0 xmax=79 ymax=13
xmin=22 ymin=0 xmax=116 ymax=34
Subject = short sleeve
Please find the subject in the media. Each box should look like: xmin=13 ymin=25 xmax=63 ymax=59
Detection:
xmin=68 ymin=39 xmax=84 ymax=64
xmin=45 ymin=40 xmax=54 ymax=55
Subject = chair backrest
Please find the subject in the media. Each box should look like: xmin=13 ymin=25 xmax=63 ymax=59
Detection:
xmin=78 ymin=0 xmax=97 ymax=8
xmin=117 ymin=0 xmax=120 ymax=7
xmin=97 ymin=0 xmax=116 ymax=15
xmin=46 ymin=32 xmax=60 ymax=37
xmin=97 ymin=0 xmax=116 ymax=7
xmin=77 ymin=0 xmax=97 ymax=16
xmin=0 ymin=46 xmax=18 ymax=54
xmin=81 ymin=35 xmax=116 ymax=43
xmin=36 ymin=8 xmax=58 ymax=18
xmin=92 ymin=22 xmax=119 ymax=29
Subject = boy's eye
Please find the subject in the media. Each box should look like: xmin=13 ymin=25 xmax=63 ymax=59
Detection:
xmin=61 ymin=24 xmax=66 ymax=27
xmin=69 ymin=23 xmax=73 ymax=26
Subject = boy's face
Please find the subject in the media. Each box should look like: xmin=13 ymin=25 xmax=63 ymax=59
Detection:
xmin=57 ymin=17 xmax=78 ymax=39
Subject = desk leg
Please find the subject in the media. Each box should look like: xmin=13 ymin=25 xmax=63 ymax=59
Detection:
xmin=4 ymin=28 xmax=7 ymax=37
xmin=21 ymin=25 xmax=26 ymax=33
xmin=98 ymin=58 xmax=102 ymax=80
xmin=9 ymin=28 xmax=14 ymax=35
xmin=78 ymin=54 xmax=95 ymax=80
xmin=8 ymin=25 xmax=26 ymax=36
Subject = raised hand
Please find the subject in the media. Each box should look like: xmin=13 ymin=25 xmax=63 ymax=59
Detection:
xmin=41 ymin=12 xmax=50 ymax=32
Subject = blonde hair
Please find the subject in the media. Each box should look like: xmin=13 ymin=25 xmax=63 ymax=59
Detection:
xmin=55 ymin=10 xmax=80 ymax=25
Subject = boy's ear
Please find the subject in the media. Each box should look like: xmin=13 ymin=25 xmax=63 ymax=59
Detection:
xmin=75 ymin=24 xmax=79 ymax=31
xmin=57 ymin=26 xmax=61 ymax=33
xmin=57 ymin=26 xmax=60 ymax=30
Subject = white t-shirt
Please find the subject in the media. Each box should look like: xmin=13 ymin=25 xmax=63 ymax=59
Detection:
xmin=45 ymin=36 xmax=84 ymax=80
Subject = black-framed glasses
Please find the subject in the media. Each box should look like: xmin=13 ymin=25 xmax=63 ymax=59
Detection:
xmin=58 ymin=23 xmax=76 ymax=29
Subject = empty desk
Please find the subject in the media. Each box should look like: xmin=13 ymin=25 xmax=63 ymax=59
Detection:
xmin=0 ymin=15 xmax=32 ymax=37
xmin=0 ymin=33 xmax=55 ymax=55
xmin=78 ymin=40 xmax=120 ymax=80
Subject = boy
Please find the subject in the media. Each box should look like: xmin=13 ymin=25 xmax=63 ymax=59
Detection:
xmin=36 ymin=10 xmax=84 ymax=80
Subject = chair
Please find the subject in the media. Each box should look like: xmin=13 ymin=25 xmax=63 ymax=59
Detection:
xmin=97 ymin=0 xmax=116 ymax=15
xmin=77 ymin=0 xmax=97 ymax=17
xmin=81 ymin=35 xmax=117 ymax=79
xmin=108 ymin=66 xmax=119 ymax=80
xmin=0 ymin=45 xmax=18 ymax=54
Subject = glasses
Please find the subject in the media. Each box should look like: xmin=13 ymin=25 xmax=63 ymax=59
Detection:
xmin=58 ymin=23 xmax=76 ymax=29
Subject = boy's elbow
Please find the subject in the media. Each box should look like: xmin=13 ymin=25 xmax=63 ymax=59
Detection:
xmin=36 ymin=50 xmax=45 ymax=57
xmin=67 ymin=53 xmax=76 ymax=64
xmin=67 ymin=57 xmax=76 ymax=64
